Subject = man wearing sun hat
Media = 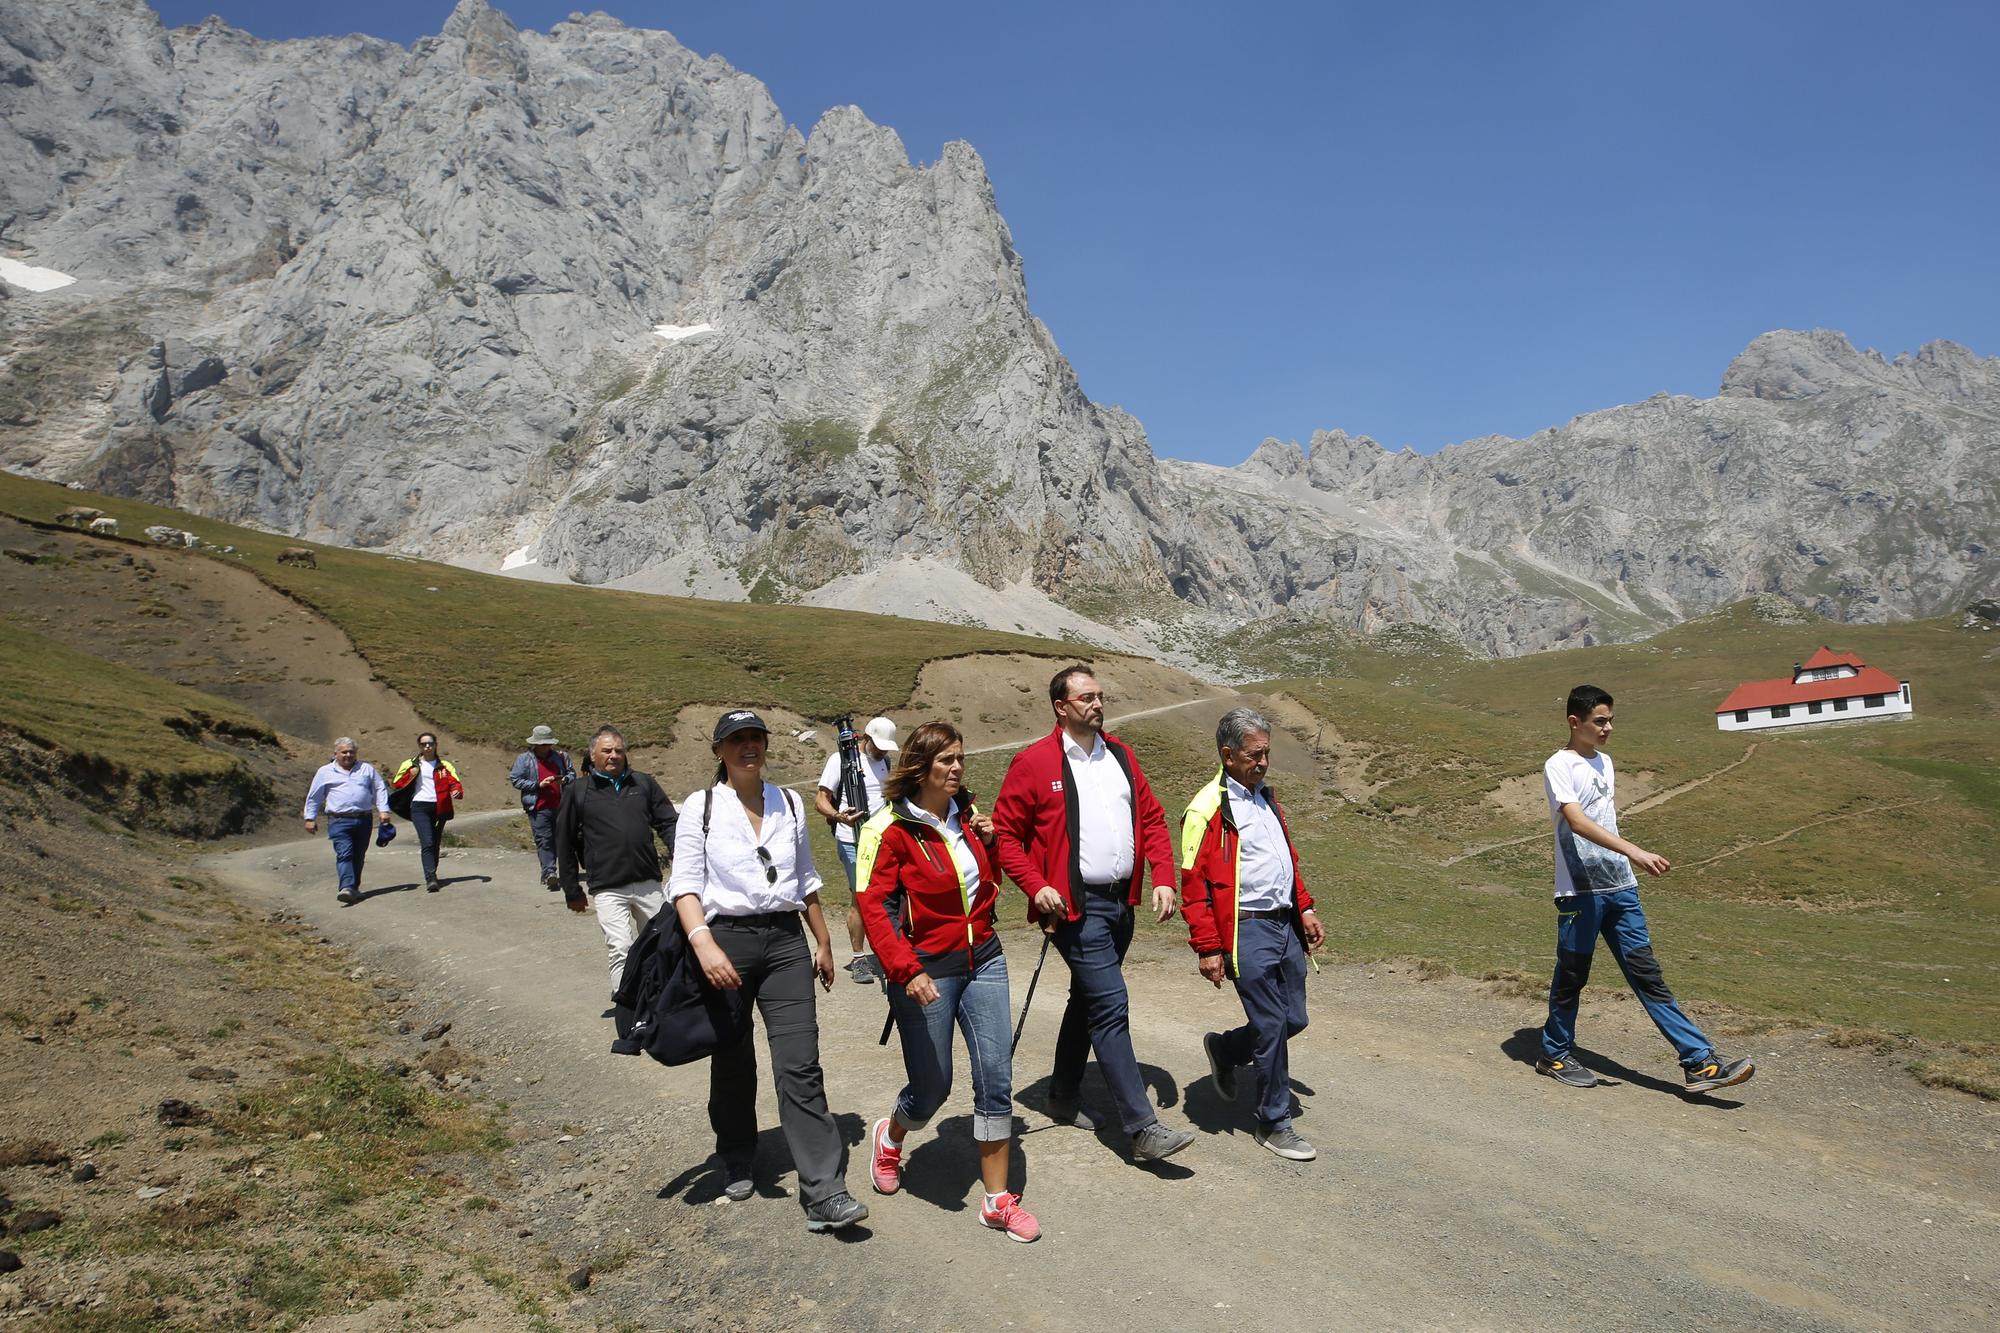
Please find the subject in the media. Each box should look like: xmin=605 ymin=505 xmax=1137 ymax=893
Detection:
xmin=510 ymin=724 xmax=576 ymax=890
xmin=814 ymin=716 xmax=899 ymax=982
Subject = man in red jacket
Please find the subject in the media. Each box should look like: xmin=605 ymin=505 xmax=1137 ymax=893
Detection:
xmin=992 ymin=665 xmax=1196 ymax=1163
xmin=1181 ymin=707 xmax=1323 ymax=1161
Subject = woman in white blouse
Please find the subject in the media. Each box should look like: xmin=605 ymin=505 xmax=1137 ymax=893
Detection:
xmin=668 ymin=709 xmax=869 ymax=1234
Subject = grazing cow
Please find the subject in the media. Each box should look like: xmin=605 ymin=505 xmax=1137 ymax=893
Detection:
xmin=88 ymin=516 xmax=119 ymax=536
xmin=56 ymin=506 xmax=104 ymax=528
xmin=278 ymin=546 xmax=317 ymax=569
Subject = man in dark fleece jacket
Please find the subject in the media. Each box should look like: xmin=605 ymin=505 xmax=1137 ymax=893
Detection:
xmin=556 ymin=725 xmax=680 ymax=994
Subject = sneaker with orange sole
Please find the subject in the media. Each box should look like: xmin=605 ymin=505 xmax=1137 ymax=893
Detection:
xmin=980 ymin=1191 xmax=1040 ymax=1243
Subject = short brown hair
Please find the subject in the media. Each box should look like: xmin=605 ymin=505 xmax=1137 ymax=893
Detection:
xmin=1049 ymin=664 xmax=1095 ymax=706
xmin=882 ymin=721 xmax=965 ymax=803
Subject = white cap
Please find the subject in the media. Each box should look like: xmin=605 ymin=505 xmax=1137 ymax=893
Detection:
xmin=863 ymin=717 xmax=900 ymax=752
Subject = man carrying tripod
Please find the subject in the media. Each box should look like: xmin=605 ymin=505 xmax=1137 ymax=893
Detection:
xmin=815 ymin=715 xmax=898 ymax=983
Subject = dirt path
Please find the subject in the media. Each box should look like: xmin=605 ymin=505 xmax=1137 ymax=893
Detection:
xmin=200 ymin=832 xmax=2000 ymax=1332
xmin=1682 ymin=796 xmax=1942 ymax=871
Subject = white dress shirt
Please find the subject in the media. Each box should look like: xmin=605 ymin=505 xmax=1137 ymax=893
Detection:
xmin=668 ymin=781 xmax=823 ymax=919
xmin=1225 ymin=773 xmax=1294 ymax=911
xmin=303 ymin=761 xmax=388 ymax=818
xmin=1063 ymin=731 xmax=1134 ymax=885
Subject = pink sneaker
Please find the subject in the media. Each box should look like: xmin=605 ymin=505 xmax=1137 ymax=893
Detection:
xmin=980 ymin=1191 xmax=1040 ymax=1243
xmin=869 ymin=1117 xmax=903 ymax=1196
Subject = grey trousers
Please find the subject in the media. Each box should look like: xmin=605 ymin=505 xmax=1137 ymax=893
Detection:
xmin=707 ymin=915 xmax=848 ymax=1208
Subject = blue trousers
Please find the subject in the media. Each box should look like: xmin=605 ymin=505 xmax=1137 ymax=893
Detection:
xmin=528 ymin=808 xmax=558 ymax=878
xmin=887 ymin=950 xmax=1014 ymax=1141
xmin=1051 ymin=891 xmax=1155 ymax=1134
xmin=327 ymin=815 xmax=371 ymax=893
xmin=1542 ymin=888 xmax=1712 ymax=1068
xmin=410 ymin=801 xmax=442 ymax=882
xmin=1216 ymin=917 xmax=1309 ymax=1130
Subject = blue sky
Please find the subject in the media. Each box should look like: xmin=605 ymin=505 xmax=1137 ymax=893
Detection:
xmin=150 ymin=1 xmax=2000 ymax=464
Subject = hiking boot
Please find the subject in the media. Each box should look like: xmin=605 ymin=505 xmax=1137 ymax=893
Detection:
xmin=980 ymin=1191 xmax=1041 ymax=1242
xmin=803 ymin=1191 xmax=869 ymax=1232
xmin=722 ymin=1161 xmax=754 ymax=1202
xmin=1684 ymin=1053 xmax=1755 ymax=1094
xmin=1535 ymin=1054 xmax=1599 ymax=1088
xmin=425 ymin=878 xmax=441 ymax=893
xmin=868 ymin=1117 xmax=903 ymax=1196
xmin=1254 ymin=1123 xmax=1317 ymax=1161
xmin=336 ymin=888 xmax=360 ymax=906
xmin=1130 ymin=1122 xmax=1194 ymax=1162
xmin=846 ymin=955 xmax=880 ymax=984
xmin=1044 ymin=1092 xmax=1107 ymax=1130
xmin=1203 ymin=1032 xmax=1238 ymax=1099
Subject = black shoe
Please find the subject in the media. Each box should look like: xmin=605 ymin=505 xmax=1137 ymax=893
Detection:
xmin=1535 ymin=1054 xmax=1600 ymax=1088
xmin=803 ymin=1190 xmax=869 ymax=1232
xmin=722 ymin=1160 xmax=754 ymax=1202
xmin=1044 ymin=1092 xmax=1107 ymax=1130
xmin=542 ymin=872 xmax=559 ymax=892
xmin=1203 ymin=1032 xmax=1238 ymax=1099
xmin=1684 ymin=1053 xmax=1755 ymax=1093
xmin=1131 ymin=1122 xmax=1194 ymax=1162
xmin=425 ymin=879 xmax=441 ymax=893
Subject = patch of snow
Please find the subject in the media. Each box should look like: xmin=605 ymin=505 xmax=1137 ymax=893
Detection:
xmin=501 ymin=544 xmax=536 ymax=571
xmin=801 ymin=557 xmax=1152 ymax=653
xmin=652 ymin=322 xmax=713 ymax=342
xmin=0 ymin=256 xmax=77 ymax=293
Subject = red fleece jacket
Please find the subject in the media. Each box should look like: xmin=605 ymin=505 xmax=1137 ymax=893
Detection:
xmin=991 ymin=727 xmax=1175 ymax=924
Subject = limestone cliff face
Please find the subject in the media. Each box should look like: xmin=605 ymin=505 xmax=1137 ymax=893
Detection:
xmin=2 ymin=1 xmax=1994 ymax=657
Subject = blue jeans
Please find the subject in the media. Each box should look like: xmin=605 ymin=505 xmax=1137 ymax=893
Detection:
xmin=327 ymin=815 xmax=371 ymax=893
xmin=1216 ymin=917 xmax=1309 ymax=1130
xmin=887 ymin=950 xmax=1014 ymax=1142
xmin=835 ymin=838 xmax=858 ymax=890
xmin=1542 ymin=887 xmax=1712 ymax=1067
xmin=410 ymin=802 xmax=442 ymax=882
xmin=1052 ymin=891 xmax=1155 ymax=1134
xmin=528 ymin=808 xmax=558 ymax=878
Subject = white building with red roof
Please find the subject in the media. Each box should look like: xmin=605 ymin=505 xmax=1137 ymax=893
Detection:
xmin=1715 ymin=647 xmax=1913 ymax=732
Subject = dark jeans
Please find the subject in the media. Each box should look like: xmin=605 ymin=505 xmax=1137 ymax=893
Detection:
xmin=327 ymin=814 xmax=371 ymax=893
xmin=887 ymin=949 xmax=1014 ymax=1141
xmin=1542 ymin=888 xmax=1711 ymax=1067
xmin=410 ymin=801 xmax=443 ymax=882
xmin=1051 ymin=890 xmax=1155 ymax=1134
xmin=707 ymin=915 xmax=848 ymax=1208
xmin=1216 ymin=917 xmax=1309 ymax=1129
xmin=528 ymin=808 xmax=558 ymax=878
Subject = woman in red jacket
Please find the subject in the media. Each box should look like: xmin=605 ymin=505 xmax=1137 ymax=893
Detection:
xmin=390 ymin=732 xmax=464 ymax=894
xmin=853 ymin=721 xmax=1039 ymax=1243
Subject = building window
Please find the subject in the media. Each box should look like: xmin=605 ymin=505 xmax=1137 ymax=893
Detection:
xmin=1807 ymin=701 xmax=1822 ymax=715
xmin=1772 ymin=704 xmax=1791 ymax=718
xmin=1901 ymin=684 xmax=1910 ymax=704
xmin=1833 ymin=698 xmax=1849 ymax=712
xmin=1734 ymin=710 xmax=1749 ymax=723
xmin=1865 ymin=694 xmax=1884 ymax=708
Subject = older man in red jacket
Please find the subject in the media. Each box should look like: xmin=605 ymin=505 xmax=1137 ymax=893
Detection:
xmin=992 ymin=664 xmax=1196 ymax=1163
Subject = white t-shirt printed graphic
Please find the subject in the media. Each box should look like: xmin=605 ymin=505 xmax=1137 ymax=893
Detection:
xmin=817 ymin=750 xmax=889 ymax=847
xmin=1544 ymin=748 xmax=1638 ymax=898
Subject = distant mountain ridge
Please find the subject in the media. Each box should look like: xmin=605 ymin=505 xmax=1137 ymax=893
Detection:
xmin=2 ymin=0 xmax=1994 ymax=659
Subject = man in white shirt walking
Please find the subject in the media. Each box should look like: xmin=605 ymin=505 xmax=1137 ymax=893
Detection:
xmin=992 ymin=666 xmax=1196 ymax=1163
xmin=815 ymin=715 xmax=897 ymax=982
xmin=301 ymin=737 xmax=390 ymax=905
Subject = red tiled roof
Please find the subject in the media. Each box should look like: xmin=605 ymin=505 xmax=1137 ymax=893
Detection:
xmin=1801 ymin=646 xmax=1866 ymax=671
xmin=1717 ymin=666 xmax=1905 ymax=713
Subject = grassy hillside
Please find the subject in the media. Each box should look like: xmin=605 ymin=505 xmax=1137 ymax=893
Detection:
xmin=1217 ymin=602 xmax=1999 ymax=1088
xmin=0 ymin=472 xmax=1081 ymax=747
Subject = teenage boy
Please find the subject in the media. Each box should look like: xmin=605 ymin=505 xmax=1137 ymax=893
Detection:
xmin=1536 ymin=685 xmax=1754 ymax=1094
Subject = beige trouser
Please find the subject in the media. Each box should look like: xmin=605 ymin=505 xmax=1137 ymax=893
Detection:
xmin=593 ymin=880 xmax=666 ymax=994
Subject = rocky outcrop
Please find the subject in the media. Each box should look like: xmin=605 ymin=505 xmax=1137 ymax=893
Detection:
xmin=1 ymin=1 xmax=1995 ymax=658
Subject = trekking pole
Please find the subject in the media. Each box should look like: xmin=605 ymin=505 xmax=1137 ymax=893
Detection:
xmin=877 ymin=976 xmax=896 ymax=1046
xmin=1010 ymin=930 xmax=1055 ymax=1055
